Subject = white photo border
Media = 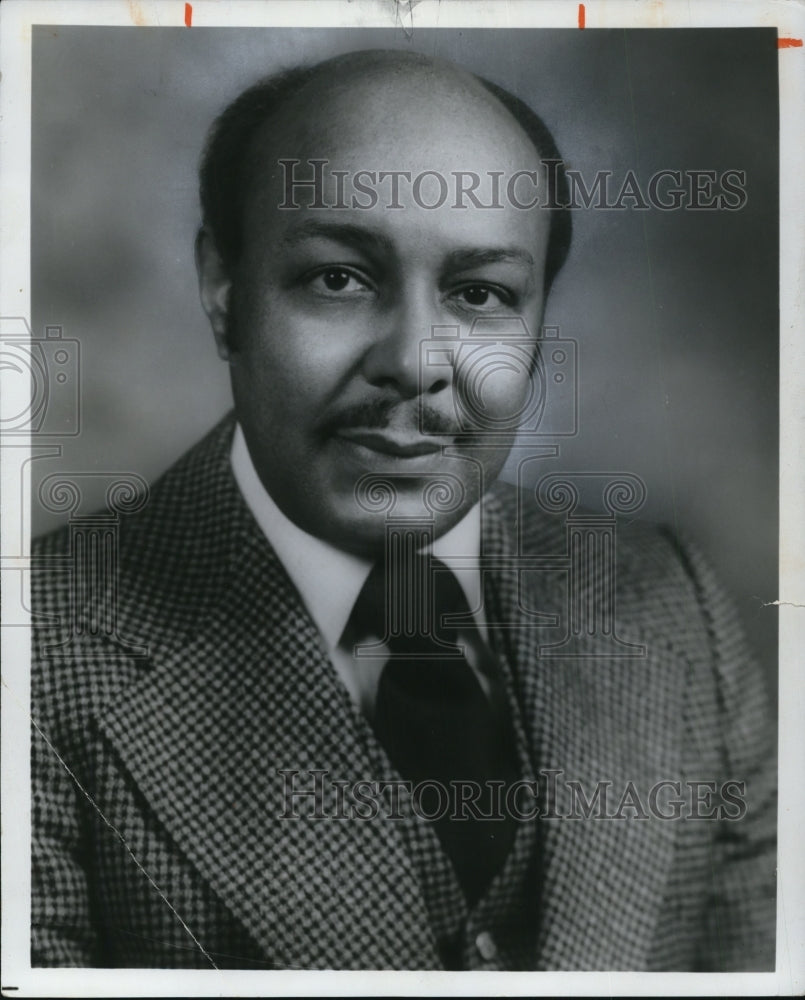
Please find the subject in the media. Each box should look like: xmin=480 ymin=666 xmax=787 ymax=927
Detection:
xmin=2 ymin=1 xmax=803 ymax=996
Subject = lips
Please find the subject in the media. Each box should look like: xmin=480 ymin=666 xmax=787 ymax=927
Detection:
xmin=335 ymin=428 xmax=452 ymax=458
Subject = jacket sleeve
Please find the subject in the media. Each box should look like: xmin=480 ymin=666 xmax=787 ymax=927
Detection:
xmin=31 ymin=708 xmax=100 ymax=967
xmin=673 ymin=534 xmax=778 ymax=971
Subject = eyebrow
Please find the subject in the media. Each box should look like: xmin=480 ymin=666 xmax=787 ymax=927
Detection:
xmin=443 ymin=247 xmax=536 ymax=270
xmin=278 ymin=220 xmax=536 ymax=270
xmin=278 ymin=221 xmax=395 ymax=257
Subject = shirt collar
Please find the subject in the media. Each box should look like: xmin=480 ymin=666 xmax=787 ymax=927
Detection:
xmin=230 ymin=423 xmax=483 ymax=653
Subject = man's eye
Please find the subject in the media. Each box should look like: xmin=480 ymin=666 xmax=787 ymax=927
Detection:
xmin=310 ymin=268 xmax=368 ymax=294
xmin=454 ymin=284 xmax=509 ymax=309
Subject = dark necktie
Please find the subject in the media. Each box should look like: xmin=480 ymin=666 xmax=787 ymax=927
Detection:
xmin=350 ymin=555 xmax=519 ymax=905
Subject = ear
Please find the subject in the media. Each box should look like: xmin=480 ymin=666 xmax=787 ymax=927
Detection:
xmin=195 ymin=227 xmax=234 ymax=361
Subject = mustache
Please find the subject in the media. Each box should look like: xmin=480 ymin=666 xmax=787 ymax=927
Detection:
xmin=320 ymin=398 xmax=460 ymax=437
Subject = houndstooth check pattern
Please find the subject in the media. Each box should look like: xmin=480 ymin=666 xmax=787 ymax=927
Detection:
xmin=30 ymin=413 xmax=777 ymax=970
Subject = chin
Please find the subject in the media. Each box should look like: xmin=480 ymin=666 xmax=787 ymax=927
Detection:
xmin=324 ymin=503 xmax=473 ymax=559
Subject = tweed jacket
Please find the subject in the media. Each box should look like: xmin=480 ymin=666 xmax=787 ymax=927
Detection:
xmin=30 ymin=415 xmax=777 ymax=971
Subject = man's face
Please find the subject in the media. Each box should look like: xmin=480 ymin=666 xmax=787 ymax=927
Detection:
xmin=199 ymin=65 xmax=551 ymax=556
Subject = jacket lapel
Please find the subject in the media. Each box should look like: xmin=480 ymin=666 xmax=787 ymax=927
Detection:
xmin=484 ymin=487 xmax=684 ymax=970
xmin=98 ymin=419 xmax=441 ymax=969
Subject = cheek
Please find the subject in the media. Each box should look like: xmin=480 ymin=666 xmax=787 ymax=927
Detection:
xmin=453 ymin=343 xmax=537 ymax=431
xmin=236 ymin=285 xmax=366 ymax=382
xmin=232 ymin=309 xmax=333 ymax=405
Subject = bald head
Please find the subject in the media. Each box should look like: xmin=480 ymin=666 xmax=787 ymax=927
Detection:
xmin=199 ymin=48 xmax=571 ymax=293
xmin=273 ymin=48 xmax=516 ymax=127
xmin=258 ymin=50 xmax=524 ymax=163
xmin=287 ymin=47 xmax=477 ymax=98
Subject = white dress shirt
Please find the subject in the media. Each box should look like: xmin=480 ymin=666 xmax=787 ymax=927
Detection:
xmin=230 ymin=423 xmax=494 ymax=716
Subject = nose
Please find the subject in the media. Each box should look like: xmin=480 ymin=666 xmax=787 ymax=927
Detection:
xmin=361 ymin=290 xmax=451 ymax=398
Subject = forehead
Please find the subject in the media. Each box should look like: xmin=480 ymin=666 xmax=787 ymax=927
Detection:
xmin=240 ymin=65 xmax=550 ymax=262
xmin=268 ymin=64 xmax=539 ymax=167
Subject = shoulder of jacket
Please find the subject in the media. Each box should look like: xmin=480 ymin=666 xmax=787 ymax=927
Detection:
xmin=488 ymin=477 xmax=712 ymax=638
xmin=30 ymin=414 xmax=239 ymax=713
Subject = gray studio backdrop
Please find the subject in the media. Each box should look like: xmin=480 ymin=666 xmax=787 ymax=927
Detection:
xmin=31 ymin=26 xmax=779 ymax=695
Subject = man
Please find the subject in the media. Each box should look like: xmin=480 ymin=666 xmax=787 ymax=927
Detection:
xmin=30 ymin=49 xmax=776 ymax=971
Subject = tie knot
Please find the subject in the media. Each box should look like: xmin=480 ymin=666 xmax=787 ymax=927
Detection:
xmin=350 ymin=554 xmax=473 ymax=655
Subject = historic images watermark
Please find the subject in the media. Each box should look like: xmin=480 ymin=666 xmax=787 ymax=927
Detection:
xmin=0 ymin=318 xmax=81 ymax=438
xmin=0 ymin=316 xmax=150 ymax=655
xmin=418 ymin=319 xmax=577 ymax=442
xmin=279 ymin=159 xmax=748 ymax=212
xmin=346 ymin=316 xmax=647 ymax=659
xmin=0 ymin=309 xmax=638 ymax=662
xmin=277 ymin=769 xmax=749 ymax=822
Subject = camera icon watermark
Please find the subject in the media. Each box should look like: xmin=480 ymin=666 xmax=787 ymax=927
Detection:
xmin=0 ymin=317 xmax=81 ymax=436
xmin=419 ymin=318 xmax=577 ymax=443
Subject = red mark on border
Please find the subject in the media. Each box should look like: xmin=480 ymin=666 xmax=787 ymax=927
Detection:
xmin=778 ymin=37 xmax=802 ymax=48
xmin=184 ymin=2 xmax=192 ymax=27
xmin=578 ymin=4 xmax=585 ymax=29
